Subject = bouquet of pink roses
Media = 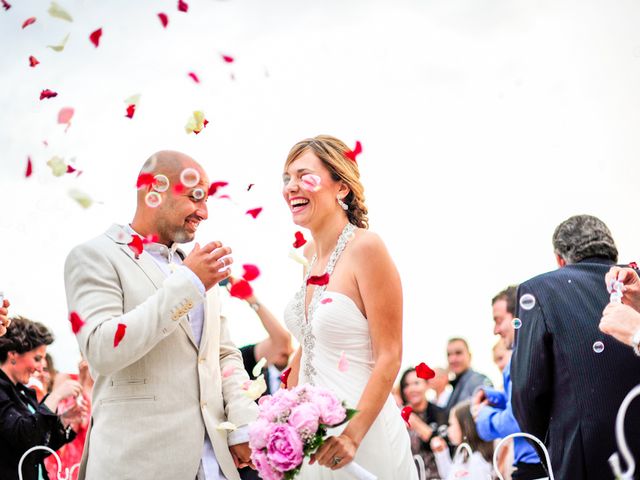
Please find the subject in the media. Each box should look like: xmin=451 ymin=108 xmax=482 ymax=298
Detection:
xmin=248 ymin=384 xmax=376 ymax=480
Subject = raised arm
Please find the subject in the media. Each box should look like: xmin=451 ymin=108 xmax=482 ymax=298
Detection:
xmin=245 ymin=293 xmax=293 ymax=368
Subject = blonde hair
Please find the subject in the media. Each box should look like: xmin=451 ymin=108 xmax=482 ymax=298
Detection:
xmin=285 ymin=135 xmax=368 ymax=229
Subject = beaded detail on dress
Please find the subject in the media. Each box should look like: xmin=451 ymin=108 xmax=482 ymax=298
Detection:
xmin=293 ymin=222 xmax=356 ymax=384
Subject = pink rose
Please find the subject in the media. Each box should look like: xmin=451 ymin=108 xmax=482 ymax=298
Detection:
xmin=251 ymin=449 xmax=283 ymax=480
xmin=288 ymin=402 xmax=321 ymax=435
xmin=266 ymin=424 xmax=304 ymax=471
xmin=314 ymin=388 xmax=347 ymax=426
xmin=249 ymin=418 xmax=272 ymax=450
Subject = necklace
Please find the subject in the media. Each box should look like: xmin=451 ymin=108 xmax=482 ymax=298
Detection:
xmin=293 ymin=222 xmax=356 ymax=384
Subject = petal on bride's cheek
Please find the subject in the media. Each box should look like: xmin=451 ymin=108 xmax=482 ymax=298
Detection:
xmin=242 ymin=264 xmax=260 ymax=282
xmin=307 ymin=273 xmax=330 ymax=286
xmin=338 ymin=351 xmax=349 ymax=372
xmin=113 ymin=323 xmax=127 ymax=348
xmin=301 ymin=174 xmax=321 ymax=192
xmin=401 ymin=406 xmax=412 ymax=426
xmin=415 ymin=362 xmax=435 ymax=381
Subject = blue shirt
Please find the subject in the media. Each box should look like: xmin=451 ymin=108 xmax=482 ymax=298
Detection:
xmin=475 ymin=358 xmax=541 ymax=465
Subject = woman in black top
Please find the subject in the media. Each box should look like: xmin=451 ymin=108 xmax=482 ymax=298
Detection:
xmin=0 ymin=316 xmax=84 ymax=480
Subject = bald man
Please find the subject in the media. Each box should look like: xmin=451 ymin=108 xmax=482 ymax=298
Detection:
xmin=64 ymin=151 xmax=258 ymax=480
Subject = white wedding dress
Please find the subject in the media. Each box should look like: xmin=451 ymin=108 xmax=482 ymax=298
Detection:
xmin=284 ymin=224 xmax=417 ymax=480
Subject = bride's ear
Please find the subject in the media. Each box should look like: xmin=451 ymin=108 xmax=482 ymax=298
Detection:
xmin=338 ymin=182 xmax=350 ymax=200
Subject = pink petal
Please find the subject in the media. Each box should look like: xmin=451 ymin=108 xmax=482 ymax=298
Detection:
xmin=177 ymin=0 xmax=188 ymax=12
xmin=89 ymin=28 xmax=102 ymax=48
xmin=222 ymin=365 xmax=236 ymax=378
xmin=22 ymin=17 xmax=36 ymax=28
xmin=29 ymin=55 xmax=39 ymax=67
xmin=320 ymin=298 xmax=333 ymax=304
xmin=187 ymin=71 xmax=200 ymax=83
xmin=57 ymin=107 xmax=74 ymax=124
xmin=25 ymin=157 xmax=33 ymax=177
xmin=338 ymin=351 xmax=349 ymax=372
xmin=40 ymin=89 xmax=58 ymax=100
xmin=157 ymin=12 xmax=168 ymax=28
xmin=221 ymin=54 xmax=234 ymax=63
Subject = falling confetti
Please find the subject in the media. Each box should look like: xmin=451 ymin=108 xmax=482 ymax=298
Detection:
xmin=243 ymin=374 xmax=267 ymax=400
xmin=246 ymin=207 xmax=262 ymax=219
xmin=136 ymin=173 xmax=156 ymax=189
xmin=1 ymin=1 xmax=11 ymax=11
xmin=338 ymin=351 xmax=349 ymax=372
xmin=25 ymin=157 xmax=33 ymax=178
xmin=47 ymin=33 xmax=70 ymax=52
xmin=208 ymin=181 xmax=228 ymax=196
xmin=57 ymin=106 xmax=74 ymax=127
xmin=229 ymin=279 xmax=253 ymax=300
xmin=247 ymin=183 xmax=254 ymax=191
xmin=293 ymin=231 xmax=307 ymax=249
xmin=185 ymin=110 xmax=208 ymax=134
xmin=307 ymin=273 xmax=329 ymax=286
xmin=68 ymin=188 xmax=93 ymax=208
xmin=344 ymin=140 xmax=362 ymax=162
xmin=221 ymin=365 xmax=236 ymax=378
xmin=188 ymin=72 xmax=200 ymax=83
xmin=415 ymin=362 xmax=435 ymax=381
xmin=221 ymin=54 xmax=234 ymax=63
xmin=47 ymin=156 xmax=67 ymax=176
xmin=630 ymin=262 xmax=638 ymax=269
xmin=288 ymin=249 xmax=309 ymax=267
xmin=114 ymin=323 xmax=127 ymax=347
xmin=158 ymin=12 xmax=168 ymax=28
xmin=40 ymin=89 xmax=58 ymax=100
xmin=48 ymin=1 xmax=73 ymax=22
xmin=252 ymin=357 xmax=267 ymax=377
xmin=280 ymin=367 xmax=291 ymax=388
xmin=401 ymin=406 xmax=412 ymax=426
xmin=89 ymin=28 xmax=102 ymax=47
xmin=128 ymin=235 xmax=144 ymax=258
xmin=177 ymin=0 xmax=188 ymax=12
xmin=242 ymin=264 xmax=260 ymax=282
xmin=216 ymin=422 xmax=237 ymax=432
xmin=68 ymin=311 xmax=85 ymax=334
xmin=22 ymin=17 xmax=36 ymax=29
xmin=125 ymin=104 xmax=136 ymax=119
xmin=29 ymin=56 xmax=39 ymax=67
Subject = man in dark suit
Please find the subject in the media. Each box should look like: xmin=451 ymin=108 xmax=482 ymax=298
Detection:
xmin=512 ymin=214 xmax=640 ymax=479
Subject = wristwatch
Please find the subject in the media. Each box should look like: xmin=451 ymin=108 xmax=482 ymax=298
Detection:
xmin=249 ymin=302 xmax=260 ymax=312
xmin=632 ymin=328 xmax=640 ymax=357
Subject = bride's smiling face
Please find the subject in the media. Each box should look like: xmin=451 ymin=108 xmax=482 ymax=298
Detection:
xmin=282 ymin=149 xmax=344 ymax=229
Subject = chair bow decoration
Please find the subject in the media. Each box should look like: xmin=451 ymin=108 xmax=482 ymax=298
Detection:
xmin=18 ymin=445 xmax=80 ymax=480
xmin=608 ymin=383 xmax=640 ymax=480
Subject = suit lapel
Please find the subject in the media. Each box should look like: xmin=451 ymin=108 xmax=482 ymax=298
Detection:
xmin=199 ymin=289 xmax=214 ymax=353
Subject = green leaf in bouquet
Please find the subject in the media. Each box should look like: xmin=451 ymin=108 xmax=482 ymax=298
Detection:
xmin=332 ymin=408 xmax=359 ymax=428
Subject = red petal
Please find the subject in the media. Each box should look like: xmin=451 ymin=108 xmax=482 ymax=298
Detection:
xmin=307 ymin=273 xmax=330 ymax=286
xmin=242 ymin=264 xmax=260 ymax=282
xmin=246 ymin=207 xmax=262 ymax=219
xmin=40 ymin=89 xmax=58 ymax=100
xmin=293 ymin=231 xmax=307 ymax=249
xmin=125 ymin=104 xmax=135 ymax=119
xmin=247 ymin=183 xmax=254 ymax=191
xmin=1 ymin=0 xmax=11 ymax=11
xmin=157 ymin=12 xmax=168 ymax=28
xmin=29 ymin=55 xmax=39 ymax=67
xmin=69 ymin=311 xmax=85 ymax=334
xmin=401 ymin=406 xmax=413 ymax=426
xmin=21 ymin=17 xmax=36 ymax=28
xmin=344 ymin=140 xmax=362 ymax=162
xmin=177 ymin=0 xmax=188 ymax=12
xmin=173 ymin=183 xmax=186 ymax=194
xmin=415 ymin=362 xmax=435 ymax=381
xmin=127 ymin=235 xmax=144 ymax=258
xmin=25 ymin=156 xmax=33 ymax=177
xmin=113 ymin=323 xmax=127 ymax=347
xmin=221 ymin=54 xmax=234 ymax=63
xmin=66 ymin=165 xmax=77 ymax=174
xmin=320 ymin=298 xmax=333 ymax=304
xmin=280 ymin=367 xmax=291 ymax=388
xmin=142 ymin=234 xmax=158 ymax=244
xmin=229 ymin=279 xmax=253 ymax=300
xmin=630 ymin=262 xmax=638 ymax=269
xmin=89 ymin=28 xmax=102 ymax=48
xmin=136 ymin=172 xmax=155 ymax=189
xmin=208 ymin=181 xmax=228 ymax=197
xmin=188 ymin=72 xmax=200 ymax=83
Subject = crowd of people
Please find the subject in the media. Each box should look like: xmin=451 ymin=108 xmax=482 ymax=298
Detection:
xmin=1 ymin=137 xmax=639 ymax=480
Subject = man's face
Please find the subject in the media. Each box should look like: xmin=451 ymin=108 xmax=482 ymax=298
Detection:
xmin=154 ymin=164 xmax=209 ymax=244
xmin=492 ymin=299 xmax=515 ymax=347
xmin=447 ymin=340 xmax=471 ymax=376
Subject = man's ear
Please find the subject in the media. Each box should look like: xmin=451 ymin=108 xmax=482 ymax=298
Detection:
xmin=555 ymin=254 xmax=567 ymax=268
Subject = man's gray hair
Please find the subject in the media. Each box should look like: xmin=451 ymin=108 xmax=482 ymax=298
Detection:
xmin=552 ymin=214 xmax=618 ymax=264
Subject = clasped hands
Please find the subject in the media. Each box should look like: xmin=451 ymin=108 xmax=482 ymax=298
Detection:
xmin=600 ymin=267 xmax=640 ymax=347
xmin=183 ymin=241 xmax=233 ymax=291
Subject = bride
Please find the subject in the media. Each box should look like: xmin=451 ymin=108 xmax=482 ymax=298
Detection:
xmin=282 ymin=135 xmax=417 ymax=479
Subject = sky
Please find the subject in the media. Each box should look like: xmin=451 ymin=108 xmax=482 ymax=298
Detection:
xmin=1 ymin=0 xmax=640 ymax=386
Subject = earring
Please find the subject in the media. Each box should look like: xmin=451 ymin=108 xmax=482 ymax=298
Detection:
xmin=10 ymin=359 xmax=16 ymax=365
xmin=337 ymin=195 xmax=348 ymax=211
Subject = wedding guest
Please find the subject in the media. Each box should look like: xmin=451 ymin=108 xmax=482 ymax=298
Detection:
xmin=0 ymin=298 xmax=10 ymax=337
xmin=492 ymin=340 xmax=511 ymax=374
xmin=511 ymin=214 xmax=640 ymax=478
xmin=444 ymin=338 xmax=492 ymax=415
xmin=427 ymin=367 xmax=452 ymax=408
xmin=27 ymin=353 xmax=56 ymax=402
xmin=430 ymin=400 xmax=494 ymax=480
xmin=600 ymin=266 xmax=640 ymax=353
xmin=399 ymin=367 xmax=447 ymax=479
xmin=0 ymin=316 xmax=85 ymax=480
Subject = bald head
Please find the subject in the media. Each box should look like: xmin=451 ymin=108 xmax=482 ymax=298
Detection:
xmin=137 ymin=150 xmax=204 ymax=204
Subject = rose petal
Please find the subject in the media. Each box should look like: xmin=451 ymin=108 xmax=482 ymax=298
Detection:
xmin=288 ymin=249 xmax=309 ymax=267
xmin=338 ymin=351 xmax=349 ymax=372
xmin=401 ymin=406 xmax=412 ymax=426
xmin=229 ymin=279 xmax=253 ymax=300
xmin=47 ymin=156 xmax=67 ymax=176
xmin=172 ymin=183 xmax=186 ymax=195
xmin=66 ymin=165 xmax=77 ymax=174
xmin=320 ymin=298 xmax=333 ymax=304
xmin=40 ymin=89 xmax=58 ymax=100
xmin=136 ymin=173 xmax=156 ymax=189
xmin=216 ymin=421 xmax=237 ymax=431
xmin=89 ymin=28 xmax=102 ymax=47
xmin=243 ymin=374 xmax=267 ymax=400
xmin=242 ymin=264 xmax=260 ymax=282
xmin=630 ymin=262 xmax=638 ymax=269
xmin=246 ymin=207 xmax=262 ymax=219
xmin=25 ymin=157 xmax=33 ymax=178
xmin=208 ymin=181 xmax=228 ymax=197
xmin=48 ymin=1 xmax=73 ymax=22
xmin=124 ymin=93 xmax=141 ymax=106
xmin=185 ymin=110 xmax=207 ymax=134
xmin=344 ymin=140 xmax=362 ymax=162
xmin=142 ymin=234 xmax=158 ymax=244
xmin=252 ymin=357 xmax=267 ymax=377
xmin=280 ymin=367 xmax=291 ymax=388
xmin=307 ymin=273 xmax=329 ymax=286
xmin=157 ymin=12 xmax=168 ymax=28
xmin=22 ymin=17 xmax=36 ymax=29
xmin=69 ymin=311 xmax=85 ymax=334
xmin=188 ymin=72 xmax=200 ymax=83
xmin=415 ymin=362 xmax=435 ymax=381
xmin=29 ymin=55 xmax=39 ymax=67
xmin=68 ymin=188 xmax=93 ymax=208
xmin=221 ymin=54 xmax=234 ymax=63
xmin=47 ymin=33 xmax=69 ymax=52
xmin=301 ymin=174 xmax=321 ymax=192
xmin=293 ymin=231 xmax=306 ymax=249
xmin=125 ymin=104 xmax=136 ymax=119
xmin=177 ymin=0 xmax=188 ymax=12
xmin=128 ymin=235 xmax=144 ymax=258
xmin=221 ymin=365 xmax=236 ymax=378
xmin=247 ymin=183 xmax=254 ymax=191
xmin=57 ymin=107 xmax=74 ymax=124
xmin=1 ymin=1 xmax=11 ymax=11
xmin=113 ymin=323 xmax=127 ymax=347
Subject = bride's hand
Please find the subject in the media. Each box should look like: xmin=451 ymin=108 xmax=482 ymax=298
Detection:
xmin=311 ymin=434 xmax=358 ymax=470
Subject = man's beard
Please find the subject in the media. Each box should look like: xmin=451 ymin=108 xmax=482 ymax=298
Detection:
xmin=173 ymin=228 xmax=194 ymax=244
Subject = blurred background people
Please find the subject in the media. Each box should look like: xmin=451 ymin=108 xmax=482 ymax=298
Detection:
xmin=0 ymin=316 xmax=86 ymax=480
xmin=512 ymin=214 xmax=640 ymax=479
xmin=427 ymin=367 xmax=452 ymax=408
xmin=0 ymin=297 xmax=10 ymax=337
xmin=444 ymin=338 xmax=492 ymax=415
xmin=27 ymin=353 xmax=57 ymax=402
xmin=492 ymin=339 xmax=511 ymax=375
xmin=430 ymin=400 xmax=494 ymax=479
xmin=399 ymin=366 xmax=447 ymax=479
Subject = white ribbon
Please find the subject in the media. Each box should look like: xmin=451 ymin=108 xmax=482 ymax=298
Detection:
xmin=343 ymin=460 xmax=377 ymax=480
xmin=608 ymin=383 xmax=640 ymax=480
xmin=413 ymin=454 xmax=427 ymax=480
xmin=18 ymin=445 xmax=80 ymax=480
xmin=492 ymin=433 xmax=553 ymax=480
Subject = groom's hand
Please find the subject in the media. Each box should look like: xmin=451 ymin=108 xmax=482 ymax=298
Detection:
xmin=183 ymin=241 xmax=233 ymax=291
xmin=230 ymin=442 xmax=254 ymax=470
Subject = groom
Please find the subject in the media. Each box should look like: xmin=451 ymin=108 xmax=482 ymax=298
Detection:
xmin=64 ymin=151 xmax=258 ymax=480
